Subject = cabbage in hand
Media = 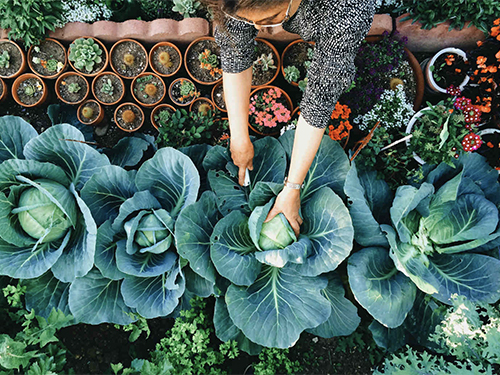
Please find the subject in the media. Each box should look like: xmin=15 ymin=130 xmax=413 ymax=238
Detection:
xmin=258 ymin=213 xmax=296 ymax=250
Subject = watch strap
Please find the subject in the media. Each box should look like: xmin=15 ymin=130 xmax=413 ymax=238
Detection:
xmin=284 ymin=177 xmax=303 ymax=190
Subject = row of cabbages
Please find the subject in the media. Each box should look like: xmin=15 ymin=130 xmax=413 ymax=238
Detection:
xmin=0 ymin=115 xmax=499 ymax=352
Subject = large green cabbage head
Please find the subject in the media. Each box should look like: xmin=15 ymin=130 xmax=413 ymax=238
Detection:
xmin=133 ymin=213 xmax=172 ymax=248
xmin=258 ymin=213 xmax=296 ymax=251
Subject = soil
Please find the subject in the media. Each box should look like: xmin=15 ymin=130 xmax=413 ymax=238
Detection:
xmin=381 ymin=59 xmax=417 ymax=105
xmin=58 ymin=74 xmax=88 ymax=104
xmin=0 ymin=96 xmax=51 ymax=133
xmin=0 ymin=40 xmax=23 ymax=78
xmin=111 ymin=40 xmax=147 ymax=78
xmin=478 ymin=131 xmax=500 ymax=170
xmin=29 ymin=39 xmax=66 ymax=77
xmin=79 ymin=101 xmax=100 ymax=124
xmin=282 ymin=41 xmax=314 ymax=84
xmin=432 ymin=52 xmax=468 ymax=89
xmin=191 ymin=98 xmax=214 ymax=115
xmin=252 ymin=40 xmax=278 ymax=86
xmin=16 ymin=77 xmax=44 ymax=106
xmin=213 ymin=83 xmax=226 ymax=111
xmin=186 ymin=39 xmax=222 ymax=84
xmin=70 ymin=38 xmax=106 ymax=76
xmin=151 ymin=44 xmax=181 ymax=76
xmin=170 ymin=79 xmax=198 ymax=106
xmin=94 ymin=73 xmax=124 ymax=104
xmin=116 ymin=104 xmax=143 ymax=131
xmin=132 ymin=74 xmax=165 ymax=106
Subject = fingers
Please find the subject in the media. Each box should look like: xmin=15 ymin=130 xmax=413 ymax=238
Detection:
xmin=289 ymin=219 xmax=301 ymax=238
xmin=264 ymin=207 xmax=279 ymax=223
xmin=238 ymin=166 xmax=246 ymax=186
xmin=248 ymin=160 xmax=254 ymax=171
xmin=297 ymin=216 xmax=303 ymax=226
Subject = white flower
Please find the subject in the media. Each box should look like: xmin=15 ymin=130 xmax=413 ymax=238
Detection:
xmin=32 ymin=57 xmax=41 ymax=65
xmin=57 ymin=61 xmax=64 ymax=72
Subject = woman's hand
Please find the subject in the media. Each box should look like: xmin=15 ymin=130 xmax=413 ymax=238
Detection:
xmin=265 ymin=188 xmax=302 ymax=237
xmin=230 ymin=136 xmax=254 ymax=186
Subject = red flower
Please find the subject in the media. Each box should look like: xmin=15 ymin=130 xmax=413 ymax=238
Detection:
xmin=462 ymin=133 xmax=482 ymax=152
xmin=454 ymin=96 xmax=471 ymax=110
xmin=462 ymin=105 xmax=481 ymax=124
xmin=447 ymin=85 xmax=461 ymax=96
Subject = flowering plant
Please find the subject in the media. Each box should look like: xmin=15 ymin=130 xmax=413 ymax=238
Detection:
xmin=249 ymin=87 xmax=291 ymax=135
xmin=198 ymin=49 xmax=222 ymax=77
xmin=430 ymin=51 xmax=469 ymax=89
xmin=326 ymin=102 xmax=352 ymax=143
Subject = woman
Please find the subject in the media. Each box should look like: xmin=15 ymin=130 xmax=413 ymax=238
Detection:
xmin=211 ymin=0 xmax=375 ymax=236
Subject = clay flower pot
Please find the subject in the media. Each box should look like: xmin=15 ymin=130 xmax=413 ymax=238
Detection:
xmin=92 ymin=71 xmax=125 ymax=106
xmin=131 ymin=72 xmax=166 ymax=108
xmin=422 ymin=47 xmax=470 ymax=94
xmin=0 ymin=77 xmax=7 ymax=103
xmin=149 ymin=41 xmax=183 ymax=78
xmin=56 ymin=72 xmax=89 ymax=106
xmin=169 ymin=77 xmax=199 ymax=107
xmin=281 ymin=39 xmax=315 ymax=88
xmin=78 ymin=99 xmax=105 ymax=125
xmin=28 ymin=38 xmax=67 ymax=79
xmin=110 ymin=38 xmax=148 ymax=80
xmin=248 ymin=85 xmax=293 ymax=136
xmin=189 ymin=97 xmax=215 ymax=115
xmin=0 ymin=39 xmax=26 ymax=79
xmin=211 ymin=81 xmax=226 ymax=112
xmin=151 ymin=104 xmax=176 ymax=130
xmin=185 ymin=36 xmax=223 ymax=85
xmin=252 ymin=38 xmax=280 ymax=88
xmin=115 ymin=102 xmax=145 ymax=132
xmin=68 ymin=36 xmax=109 ymax=77
xmin=12 ymin=73 xmax=48 ymax=107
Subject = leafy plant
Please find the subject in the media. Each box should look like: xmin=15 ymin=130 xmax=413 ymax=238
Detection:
xmin=179 ymin=79 xmax=195 ymax=97
xmin=0 ymin=0 xmax=65 ymax=49
xmin=172 ymin=0 xmax=200 ymax=18
xmin=101 ymin=78 xmax=114 ymax=96
xmin=24 ymin=84 xmax=38 ymax=97
xmin=0 ymin=50 xmax=10 ymax=69
xmin=253 ymin=53 xmax=277 ymax=72
xmin=45 ymin=58 xmax=59 ymax=72
xmin=198 ymin=48 xmax=222 ymax=77
xmin=253 ymin=348 xmax=302 ymax=375
xmin=68 ymin=37 xmax=103 ymax=73
xmin=67 ymin=82 xmax=81 ymax=94
xmin=284 ymin=65 xmax=300 ymax=83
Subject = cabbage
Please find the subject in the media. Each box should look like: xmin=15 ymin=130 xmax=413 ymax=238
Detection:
xmin=134 ymin=213 xmax=171 ymax=247
xmin=258 ymin=214 xmax=295 ymax=250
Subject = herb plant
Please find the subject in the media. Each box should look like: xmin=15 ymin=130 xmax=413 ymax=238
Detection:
xmin=68 ymin=37 xmax=103 ymax=73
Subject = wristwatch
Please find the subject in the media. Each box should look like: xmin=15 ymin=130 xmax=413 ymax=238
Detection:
xmin=284 ymin=177 xmax=303 ymax=190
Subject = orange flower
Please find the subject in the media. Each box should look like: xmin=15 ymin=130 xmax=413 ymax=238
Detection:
xmin=477 ymin=41 xmax=484 ymax=47
xmin=491 ymin=25 xmax=500 ymax=37
xmin=455 ymin=68 xmax=461 ymax=74
xmin=494 ymin=18 xmax=500 ymax=25
xmin=496 ymin=50 xmax=500 ymax=61
xmin=445 ymin=54 xmax=455 ymax=65
xmin=487 ymin=142 xmax=494 ymax=148
xmin=477 ymin=56 xmax=487 ymax=68
xmin=486 ymin=65 xmax=498 ymax=73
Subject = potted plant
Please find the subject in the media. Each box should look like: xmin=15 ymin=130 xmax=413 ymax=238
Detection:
xmin=92 ymin=71 xmax=125 ymax=106
xmin=189 ymin=97 xmax=215 ymax=116
xmin=114 ymin=102 xmax=144 ymax=132
xmin=28 ymin=38 xmax=67 ymax=79
xmin=78 ymin=99 xmax=104 ymax=126
xmin=131 ymin=72 xmax=166 ymax=108
xmin=0 ymin=77 xmax=7 ymax=103
xmin=169 ymin=77 xmax=200 ymax=106
xmin=248 ymin=86 xmax=293 ymax=136
xmin=110 ymin=38 xmax=148 ymax=80
xmin=151 ymin=104 xmax=176 ymax=130
xmin=149 ymin=41 xmax=183 ymax=78
xmin=0 ymin=39 xmax=26 ymax=79
xmin=211 ymin=81 xmax=226 ymax=112
xmin=281 ymin=39 xmax=314 ymax=89
xmin=251 ymin=38 xmax=280 ymax=87
xmin=423 ymin=47 xmax=470 ymax=93
xmin=12 ymin=73 xmax=48 ymax=107
xmin=68 ymin=37 xmax=108 ymax=77
xmin=477 ymin=128 xmax=500 ymax=172
xmin=185 ymin=37 xmax=223 ymax=85
xmin=55 ymin=72 xmax=89 ymax=105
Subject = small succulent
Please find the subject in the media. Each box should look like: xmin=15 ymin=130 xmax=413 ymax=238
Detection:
xmin=298 ymin=77 xmax=308 ymax=92
xmin=123 ymin=53 xmax=135 ymax=67
xmin=46 ymin=59 xmax=59 ymax=72
xmin=284 ymin=65 xmax=300 ymax=83
xmin=198 ymin=49 xmax=218 ymax=68
xmin=304 ymin=47 xmax=314 ymax=70
xmin=172 ymin=0 xmax=200 ymax=18
xmin=0 ymin=50 xmax=10 ymax=69
xmin=253 ymin=53 xmax=277 ymax=72
xmin=180 ymin=79 xmax=195 ymax=97
xmin=82 ymin=106 xmax=94 ymax=119
xmin=122 ymin=109 xmax=136 ymax=123
xmin=100 ymin=78 xmax=114 ymax=96
xmin=24 ymin=85 xmax=37 ymax=97
xmin=67 ymin=82 xmax=81 ymax=94
xmin=68 ymin=38 xmax=103 ymax=73
xmin=159 ymin=51 xmax=173 ymax=68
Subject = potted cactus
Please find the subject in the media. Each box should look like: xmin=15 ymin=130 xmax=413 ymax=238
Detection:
xmin=0 ymin=39 xmax=26 ymax=79
xmin=251 ymin=38 xmax=280 ymax=87
xmin=28 ymin=38 xmax=67 ymax=79
xmin=149 ymin=41 xmax=182 ymax=77
xmin=78 ymin=99 xmax=104 ymax=125
xmin=68 ymin=37 xmax=108 ymax=77
xmin=92 ymin=71 xmax=125 ymax=106
xmin=114 ymin=102 xmax=144 ymax=132
xmin=12 ymin=73 xmax=48 ymax=107
xmin=131 ymin=72 xmax=166 ymax=108
xmin=110 ymin=39 xmax=148 ymax=80
xmin=185 ymin=37 xmax=223 ymax=85
xmin=169 ymin=77 xmax=200 ymax=106
xmin=55 ymin=72 xmax=89 ymax=105
xmin=189 ymin=97 xmax=215 ymax=116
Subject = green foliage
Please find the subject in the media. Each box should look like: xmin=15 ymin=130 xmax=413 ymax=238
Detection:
xmin=253 ymin=53 xmax=277 ymax=72
xmin=3 ymin=283 xmax=26 ymax=309
xmin=100 ymin=78 xmax=114 ymax=96
xmin=24 ymin=84 xmax=38 ymax=97
xmin=67 ymin=82 xmax=81 ymax=94
xmin=253 ymin=348 xmax=302 ymax=375
xmin=114 ymin=313 xmax=151 ymax=343
xmin=334 ymin=325 xmax=385 ymax=366
xmin=0 ymin=0 xmax=65 ymax=49
xmin=198 ymin=49 xmax=218 ymax=68
xmin=140 ymin=0 xmax=174 ymax=20
xmin=284 ymin=65 xmax=300 ymax=83
xmin=179 ymin=79 xmax=195 ymax=97
xmin=45 ymin=58 xmax=59 ymax=72
xmin=0 ymin=50 xmax=10 ymax=69
xmin=298 ymin=77 xmax=308 ymax=92
xmin=68 ymin=37 xmax=103 ymax=73
xmin=172 ymin=0 xmax=200 ymax=18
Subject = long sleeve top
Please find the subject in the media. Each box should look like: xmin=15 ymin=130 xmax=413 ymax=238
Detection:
xmin=214 ymin=0 xmax=375 ymax=129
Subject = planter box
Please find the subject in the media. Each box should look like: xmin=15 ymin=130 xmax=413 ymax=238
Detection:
xmin=396 ymin=13 xmax=485 ymax=52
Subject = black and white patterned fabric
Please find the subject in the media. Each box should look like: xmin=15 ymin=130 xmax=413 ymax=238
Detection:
xmin=214 ymin=0 xmax=375 ymax=129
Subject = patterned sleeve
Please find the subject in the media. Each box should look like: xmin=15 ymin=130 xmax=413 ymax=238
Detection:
xmin=300 ymin=3 xmax=375 ymax=129
xmin=214 ymin=17 xmax=259 ymax=74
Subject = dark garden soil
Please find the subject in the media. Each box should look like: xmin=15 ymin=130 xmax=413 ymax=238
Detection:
xmin=79 ymin=101 xmax=100 ymax=124
xmin=432 ymin=52 xmax=468 ymax=89
xmin=191 ymin=98 xmax=213 ymax=115
xmin=29 ymin=39 xmax=66 ymax=77
xmin=16 ymin=78 xmax=44 ymax=106
xmin=0 ymin=40 xmax=23 ymax=78
xmin=252 ymin=40 xmax=278 ymax=87
xmin=58 ymin=74 xmax=88 ymax=104
xmin=478 ymin=131 xmax=500 ymax=170
xmin=187 ymin=39 xmax=222 ymax=83
xmin=0 ymin=96 xmax=51 ymax=133
xmin=170 ymin=79 xmax=198 ymax=106
xmin=132 ymin=74 xmax=165 ymax=105
xmin=151 ymin=44 xmax=181 ymax=76
xmin=94 ymin=73 xmax=124 ymax=104
xmin=111 ymin=41 xmax=147 ymax=78
xmin=213 ymin=83 xmax=226 ymax=111
xmin=116 ymin=104 xmax=143 ymax=131
xmin=282 ymin=41 xmax=313 ymax=83
xmin=70 ymin=39 xmax=106 ymax=76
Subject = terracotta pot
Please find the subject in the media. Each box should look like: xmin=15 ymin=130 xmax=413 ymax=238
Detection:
xmin=280 ymin=38 xmax=315 ymax=88
xmin=78 ymin=99 xmax=105 ymax=125
xmin=67 ymin=36 xmax=109 ymax=77
xmin=422 ymin=47 xmax=469 ymax=94
xmin=0 ymin=77 xmax=7 ymax=103
xmin=110 ymin=38 xmax=149 ymax=79
xmin=92 ymin=71 xmax=125 ymax=106
xmin=114 ymin=102 xmax=145 ymax=132
xmin=0 ymin=39 xmax=26 ymax=79
xmin=169 ymin=77 xmax=199 ymax=107
xmin=151 ymin=103 xmax=176 ymax=130
xmin=365 ymin=35 xmax=424 ymax=112
xmin=184 ymin=36 xmax=223 ymax=86
xmin=131 ymin=72 xmax=166 ymax=108
xmin=149 ymin=41 xmax=183 ymax=78
xmin=248 ymin=85 xmax=293 ymax=136
xmin=55 ymin=72 xmax=90 ymax=106
xmin=28 ymin=38 xmax=67 ymax=79
xmin=211 ymin=81 xmax=227 ymax=113
xmin=251 ymin=38 xmax=281 ymax=88
xmin=189 ymin=97 xmax=215 ymax=114
xmin=12 ymin=73 xmax=48 ymax=107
